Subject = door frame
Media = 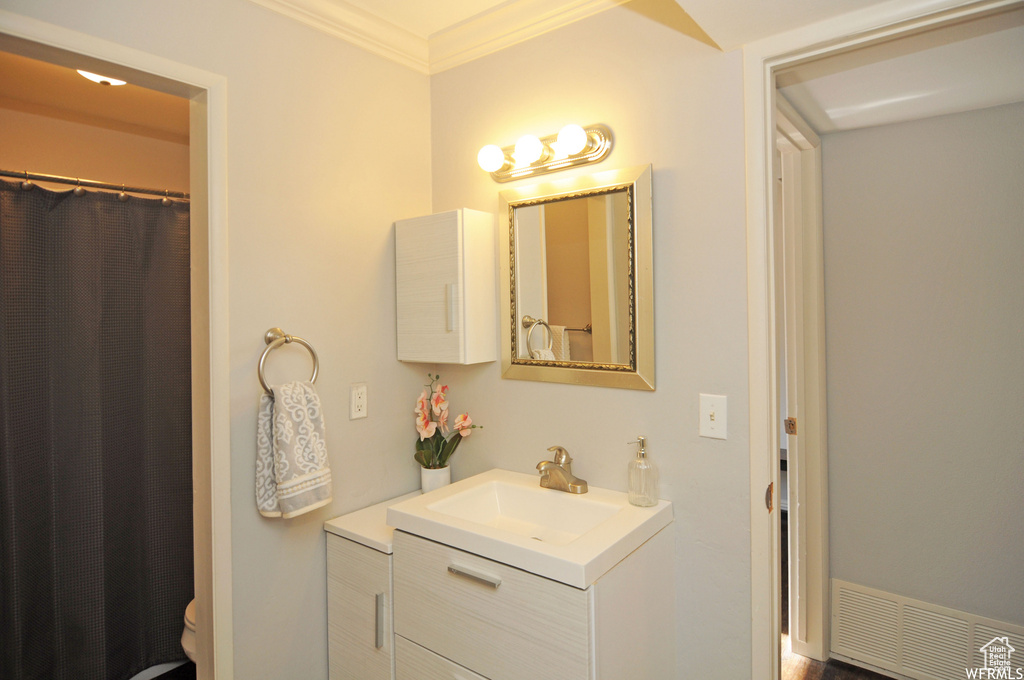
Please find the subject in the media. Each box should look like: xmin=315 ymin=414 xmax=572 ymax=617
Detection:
xmin=742 ymin=1 xmax=1021 ymax=677
xmin=775 ymin=95 xmax=829 ymax=662
xmin=0 ymin=10 xmax=233 ymax=679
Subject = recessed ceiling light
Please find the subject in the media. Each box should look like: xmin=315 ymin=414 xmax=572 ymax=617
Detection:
xmin=77 ymin=69 xmax=126 ymax=86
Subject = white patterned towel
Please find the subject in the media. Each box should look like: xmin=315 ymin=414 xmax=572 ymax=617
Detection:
xmin=550 ymin=325 xmax=571 ymax=361
xmin=256 ymin=381 xmax=332 ymax=518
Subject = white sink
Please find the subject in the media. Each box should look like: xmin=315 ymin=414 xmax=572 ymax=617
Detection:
xmin=386 ymin=468 xmax=672 ymax=588
xmin=426 ymin=477 xmax=621 ymax=546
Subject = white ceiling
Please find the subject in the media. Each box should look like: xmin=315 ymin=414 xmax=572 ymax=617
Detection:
xmin=3 ymin=0 xmax=1021 ymax=144
xmin=678 ymin=0 xmax=898 ymax=51
xmin=0 ymin=49 xmax=189 ymax=143
xmin=245 ymin=0 xmax=908 ymax=74
xmin=341 ymin=0 xmax=509 ymax=38
xmin=244 ymin=0 xmax=1024 ymax=133
xmin=777 ymin=8 xmax=1024 ymax=134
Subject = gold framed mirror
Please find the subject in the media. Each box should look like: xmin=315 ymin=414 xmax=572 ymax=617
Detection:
xmin=499 ymin=165 xmax=654 ymax=390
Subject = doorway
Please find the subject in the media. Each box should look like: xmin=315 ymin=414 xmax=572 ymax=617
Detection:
xmin=0 ymin=17 xmax=230 ymax=679
xmin=746 ymin=2 xmax=1024 ymax=679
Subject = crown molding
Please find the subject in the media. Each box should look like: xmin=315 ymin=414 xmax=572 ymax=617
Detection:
xmin=247 ymin=0 xmax=628 ymax=75
xmin=429 ymin=0 xmax=630 ymax=74
xmin=247 ymin=0 xmax=429 ymax=74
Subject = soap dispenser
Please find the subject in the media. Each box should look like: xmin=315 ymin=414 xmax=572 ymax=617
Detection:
xmin=628 ymin=435 xmax=659 ymax=507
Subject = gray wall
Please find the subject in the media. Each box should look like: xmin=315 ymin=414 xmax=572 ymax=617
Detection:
xmin=822 ymin=102 xmax=1024 ymax=625
xmin=1 ymin=1 xmax=433 ymax=677
xmin=430 ymin=8 xmax=753 ymax=676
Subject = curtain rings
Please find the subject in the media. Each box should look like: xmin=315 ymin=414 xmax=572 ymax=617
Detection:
xmin=74 ymin=178 xmax=86 ymax=196
xmin=20 ymin=170 xmax=34 ymax=191
xmin=118 ymin=184 xmax=129 ymax=202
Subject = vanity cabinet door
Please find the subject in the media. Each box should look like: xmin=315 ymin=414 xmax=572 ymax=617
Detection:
xmin=393 ymin=531 xmax=592 ymax=680
xmin=327 ymin=535 xmax=393 ymax=680
xmin=395 ymin=209 xmax=496 ymax=365
xmin=395 ymin=635 xmax=489 ymax=680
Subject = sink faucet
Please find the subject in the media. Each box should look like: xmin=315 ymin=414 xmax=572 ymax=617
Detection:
xmin=536 ymin=446 xmax=588 ymax=494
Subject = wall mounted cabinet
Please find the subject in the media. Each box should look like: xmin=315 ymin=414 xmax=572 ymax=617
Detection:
xmin=395 ymin=209 xmax=496 ymax=364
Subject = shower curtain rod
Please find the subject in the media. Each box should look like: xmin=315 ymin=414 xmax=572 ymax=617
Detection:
xmin=1 ymin=168 xmax=189 ymax=200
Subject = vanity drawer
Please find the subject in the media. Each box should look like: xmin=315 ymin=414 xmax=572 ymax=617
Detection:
xmin=395 ymin=635 xmax=488 ymax=680
xmin=393 ymin=531 xmax=592 ymax=680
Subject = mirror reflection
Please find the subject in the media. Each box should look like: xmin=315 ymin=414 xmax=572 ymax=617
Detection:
xmin=499 ymin=165 xmax=654 ymax=391
xmin=514 ymin=190 xmax=631 ymax=365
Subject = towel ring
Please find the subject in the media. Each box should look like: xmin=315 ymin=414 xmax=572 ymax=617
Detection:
xmin=258 ymin=327 xmax=319 ymax=394
xmin=528 ymin=319 xmax=552 ymax=360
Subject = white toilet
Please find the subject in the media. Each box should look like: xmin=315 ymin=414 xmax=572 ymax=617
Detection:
xmin=181 ymin=599 xmax=197 ymax=662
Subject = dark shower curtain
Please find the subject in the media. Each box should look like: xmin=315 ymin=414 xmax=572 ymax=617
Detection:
xmin=0 ymin=179 xmax=194 ymax=680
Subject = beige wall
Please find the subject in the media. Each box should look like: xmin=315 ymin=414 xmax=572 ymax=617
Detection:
xmin=0 ymin=106 xmax=189 ymax=194
xmin=822 ymin=102 xmax=1024 ymax=625
xmin=430 ymin=7 xmax=751 ymax=676
xmin=0 ymin=1 xmax=432 ymax=678
xmin=544 ymin=199 xmax=593 ymax=360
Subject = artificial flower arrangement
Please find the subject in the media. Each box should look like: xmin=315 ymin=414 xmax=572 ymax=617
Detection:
xmin=414 ymin=374 xmax=479 ymax=469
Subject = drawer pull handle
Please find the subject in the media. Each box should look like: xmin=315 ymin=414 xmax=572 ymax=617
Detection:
xmin=447 ymin=564 xmax=501 ymax=589
xmin=446 ymin=283 xmax=456 ymax=332
xmin=374 ymin=592 xmax=384 ymax=649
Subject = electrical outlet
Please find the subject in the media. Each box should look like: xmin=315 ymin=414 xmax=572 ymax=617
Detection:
xmin=350 ymin=383 xmax=367 ymax=420
xmin=699 ymin=393 xmax=727 ymax=439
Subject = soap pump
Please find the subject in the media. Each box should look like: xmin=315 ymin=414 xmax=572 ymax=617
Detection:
xmin=627 ymin=435 xmax=659 ymax=507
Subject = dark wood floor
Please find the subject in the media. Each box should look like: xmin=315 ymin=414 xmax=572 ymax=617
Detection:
xmin=781 ymin=511 xmax=890 ymax=680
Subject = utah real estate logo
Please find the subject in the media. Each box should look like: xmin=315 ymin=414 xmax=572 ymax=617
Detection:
xmin=966 ymin=637 xmax=1023 ymax=679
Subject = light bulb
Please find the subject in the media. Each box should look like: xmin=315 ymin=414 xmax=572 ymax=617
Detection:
xmin=477 ymin=145 xmax=506 ymax=172
xmin=557 ymin=124 xmax=588 ymax=156
xmin=514 ymin=135 xmax=544 ymax=165
xmin=77 ymin=69 xmax=127 ymax=86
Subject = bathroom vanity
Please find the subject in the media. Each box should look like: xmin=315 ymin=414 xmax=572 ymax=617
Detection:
xmin=325 ymin=469 xmax=674 ymax=680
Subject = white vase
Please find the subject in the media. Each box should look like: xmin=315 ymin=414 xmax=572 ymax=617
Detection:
xmin=420 ymin=466 xmax=451 ymax=494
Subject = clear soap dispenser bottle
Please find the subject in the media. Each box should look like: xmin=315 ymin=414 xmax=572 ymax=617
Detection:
xmin=628 ymin=435 xmax=659 ymax=507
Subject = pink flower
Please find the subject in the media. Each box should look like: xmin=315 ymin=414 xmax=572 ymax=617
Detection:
xmin=454 ymin=413 xmax=473 ymax=437
xmin=431 ymin=385 xmax=449 ymax=416
xmin=416 ymin=410 xmax=437 ymax=440
xmin=414 ymin=388 xmax=430 ymax=416
xmin=438 ymin=407 xmax=450 ymax=434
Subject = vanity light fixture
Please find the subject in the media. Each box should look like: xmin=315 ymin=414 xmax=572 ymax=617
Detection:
xmin=77 ymin=70 xmax=127 ymax=86
xmin=478 ymin=124 xmax=613 ymax=183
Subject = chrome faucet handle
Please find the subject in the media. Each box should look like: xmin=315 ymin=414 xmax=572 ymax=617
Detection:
xmin=547 ymin=445 xmax=572 ymax=470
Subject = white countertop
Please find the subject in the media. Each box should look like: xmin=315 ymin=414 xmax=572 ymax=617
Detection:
xmin=386 ymin=469 xmax=673 ymax=588
xmin=324 ymin=490 xmax=421 ymax=553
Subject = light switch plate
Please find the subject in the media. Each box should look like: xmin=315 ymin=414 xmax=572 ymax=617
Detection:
xmin=699 ymin=393 xmax=727 ymax=439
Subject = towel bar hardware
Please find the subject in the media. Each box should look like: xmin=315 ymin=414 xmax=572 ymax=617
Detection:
xmin=523 ymin=316 xmax=553 ymax=358
xmin=257 ymin=327 xmax=319 ymax=394
xmin=521 ymin=315 xmax=592 ymax=334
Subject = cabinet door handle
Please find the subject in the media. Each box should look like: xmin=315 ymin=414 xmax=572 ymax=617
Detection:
xmin=445 ymin=283 xmax=456 ymax=332
xmin=374 ymin=592 xmax=384 ymax=649
xmin=447 ymin=564 xmax=501 ymax=589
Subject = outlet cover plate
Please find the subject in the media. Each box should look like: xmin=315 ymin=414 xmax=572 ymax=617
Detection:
xmin=350 ymin=383 xmax=367 ymax=420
